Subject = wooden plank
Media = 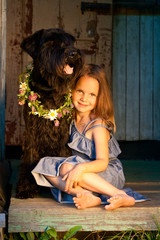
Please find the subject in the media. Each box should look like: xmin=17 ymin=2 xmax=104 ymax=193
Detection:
xmin=8 ymin=160 xmax=160 ymax=233
xmin=140 ymin=13 xmax=153 ymax=140
xmin=8 ymin=191 xmax=160 ymax=233
xmin=126 ymin=12 xmax=140 ymax=140
xmin=5 ymin=0 xmax=24 ymax=145
xmin=0 ymin=0 xmax=6 ymax=161
xmin=32 ymin=0 xmax=59 ymax=32
xmin=153 ymin=15 xmax=160 ymax=140
xmin=96 ymin=14 xmax=112 ymax=84
xmin=113 ymin=13 xmax=126 ymax=140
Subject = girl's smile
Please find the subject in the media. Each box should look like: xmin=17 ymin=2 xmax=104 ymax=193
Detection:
xmin=72 ymin=75 xmax=99 ymax=115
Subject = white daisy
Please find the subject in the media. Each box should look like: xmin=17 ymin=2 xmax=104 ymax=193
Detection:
xmin=48 ymin=109 xmax=58 ymax=121
xmin=20 ymin=82 xmax=27 ymax=90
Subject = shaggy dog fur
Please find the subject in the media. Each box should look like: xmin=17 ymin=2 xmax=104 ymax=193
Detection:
xmin=16 ymin=28 xmax=84 ymax=199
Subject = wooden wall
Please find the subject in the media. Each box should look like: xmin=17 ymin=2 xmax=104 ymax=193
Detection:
xmin=5 ymin=0 xmax=112 ymax=146
xmin=113 ymin=8 xmax=160 ymax=141
xmin=4 ymin=1 xmax=160 ymax=145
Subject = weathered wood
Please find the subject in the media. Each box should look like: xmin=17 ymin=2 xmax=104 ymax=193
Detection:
xmin=5 ymin=0 xmax=112 ymax=146
xmin=153 ymin=15 xmax=160 ymax=140
xmin=8 ymin=159 xmax=160 ymax=233
xmin=113 ymin=13 xmax=126 ymax=140
xmin=113 ymin=9 xmax=160 ymax=141
xmin=5 ymin=0 xmax=27 ymax=145
xmin=8 ymin=189 xmax=160 ymax=233
xmin=0 ymin=0 xmax=6 ymax=162
xmin=126 ymin=11 xmax=140 ymax=140
xmin=140 ymin=14 xmax=153 ymax=140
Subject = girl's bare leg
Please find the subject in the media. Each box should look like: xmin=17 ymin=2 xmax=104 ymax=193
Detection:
xmin=45 ymin=175 xmax=101 ymax=209
xmin=46 ymin=163 xmax=135 ymax=210
xmin=78 ymin=173 xmax=135 ymax=209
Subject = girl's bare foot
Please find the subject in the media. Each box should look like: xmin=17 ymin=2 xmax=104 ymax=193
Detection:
xmin=73 ymin=192 xmax=101 ymax=209
xmin=105 ymin=194 xmax=135 ymax=210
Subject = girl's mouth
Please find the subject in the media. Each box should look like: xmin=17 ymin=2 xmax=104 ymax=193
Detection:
xmin=78 ymin=102 xmax=88 ymax=107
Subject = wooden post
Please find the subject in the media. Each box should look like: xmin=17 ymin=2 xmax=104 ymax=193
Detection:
xmin=0 ymin=1 xmax=7 ymax=239
xmin=0 ymin=0 xmax=6 ymax=162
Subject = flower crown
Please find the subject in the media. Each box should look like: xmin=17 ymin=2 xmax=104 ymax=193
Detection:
xmin=18 ymin=63 xmax=74 ymax=127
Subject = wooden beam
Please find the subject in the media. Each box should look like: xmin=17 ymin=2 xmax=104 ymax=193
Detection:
xmin=8 ymin=192 xmax=160 ymax=233
xmin=0 ymin=0 xmax=6 ymax=162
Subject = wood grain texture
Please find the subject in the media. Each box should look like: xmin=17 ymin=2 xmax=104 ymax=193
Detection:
xmin=113 ymin=9 xmax=160 ymax=140
xmin=113 ymin=14 xmax=126 ymax=140
xmin=8 ymin=185 xmax=160 ymax=232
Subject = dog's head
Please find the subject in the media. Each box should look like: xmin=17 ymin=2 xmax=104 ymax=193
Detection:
xmin=21 ymin=28 xmax=84 ymax=93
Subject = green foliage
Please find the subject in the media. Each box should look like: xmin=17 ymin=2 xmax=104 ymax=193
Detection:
xmin=107 ymin=229 xmax=160 ymax=240
xmin=4 ymin=226 xmax=82 ymax=240
xmin=3 ymin=221 xmax=160 ymax=240
xmin=108 ymin=218 xmax=160 ymax=240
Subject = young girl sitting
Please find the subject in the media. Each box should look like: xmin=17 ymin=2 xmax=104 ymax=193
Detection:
xmin=32 ymin=64 xmax=135 ymax=210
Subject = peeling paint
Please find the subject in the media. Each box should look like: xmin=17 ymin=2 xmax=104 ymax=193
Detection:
xmin=25 ymin=0 xmax=33 ymax=35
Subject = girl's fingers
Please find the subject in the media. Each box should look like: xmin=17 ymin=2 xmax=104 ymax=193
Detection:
xmin=65 ymin=180 xmax=73 ymax=193
xmin=62 ymin=173 xmax=68 ymax=181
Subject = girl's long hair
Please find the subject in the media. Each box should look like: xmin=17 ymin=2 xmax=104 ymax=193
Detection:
xmin=72 ymin=64 xmax=116 ymax=132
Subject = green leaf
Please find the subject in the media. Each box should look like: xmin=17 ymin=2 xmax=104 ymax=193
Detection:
xmin=63 ymin=226 xmax=82 ymax=240
xmin=20 ymin=233 xmax=27 ymax=240
xmin=39 ymin=232 xmax=50 ymax=240
xmin=26 ymin=232 xmax=35 ymax=240
xmin=12 ymin=233 xmax=21 ymax=240
xmin=4 ymin=234 xmax=9 ymax=240
xmin=34 ymin=232 xmax=40 ymax=238
xmin=46 ymin=227 xmax=58 ymax=240
xmin=68 ymin=238 xmax=78 ymax=240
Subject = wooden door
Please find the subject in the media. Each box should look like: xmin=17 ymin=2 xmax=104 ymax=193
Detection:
xmin=5 ymin=0 xmax=113 ymax=145
xmin=113 ymin=8 xmax=160 ymax=140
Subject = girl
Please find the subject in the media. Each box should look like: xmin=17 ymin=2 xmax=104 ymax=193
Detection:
xmin=32 ymin=64 xmax=135 ymax=210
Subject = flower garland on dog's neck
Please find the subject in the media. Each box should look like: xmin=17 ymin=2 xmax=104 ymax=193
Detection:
xmin=18 ymin=63 xmax=74 ymax=127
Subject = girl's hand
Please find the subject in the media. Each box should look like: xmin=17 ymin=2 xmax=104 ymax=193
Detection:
xmin=62 ymin=164 xmax=84 ymax=193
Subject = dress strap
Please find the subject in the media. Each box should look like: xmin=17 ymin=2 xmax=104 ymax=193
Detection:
xmin=82 ymin=118 xmax=102 ymax=135
xmin=82 ymin=118 xmax=110 ymax=135
xmin=84 ymin=125 xmax=110 ymax=135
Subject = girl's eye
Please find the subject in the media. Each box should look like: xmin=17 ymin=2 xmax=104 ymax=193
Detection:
xmin=90 ymin=93 xmax=96 ymax=97
xmin=77 ymin=90 xmax=83 ymax=94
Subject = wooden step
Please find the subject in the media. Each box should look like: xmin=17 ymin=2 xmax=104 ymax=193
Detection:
xmin=8 ymin=185 xmax=160 ymax=232
xmin=8 ymin=160 xmax=160 ymax=233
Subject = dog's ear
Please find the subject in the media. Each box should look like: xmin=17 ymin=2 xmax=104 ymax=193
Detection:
xmin=21 ymin=29 xmax=44 ymax=59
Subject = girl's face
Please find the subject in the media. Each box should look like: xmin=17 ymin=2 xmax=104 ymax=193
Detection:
xmin=72 ymin=75 xmax=99 ymax=115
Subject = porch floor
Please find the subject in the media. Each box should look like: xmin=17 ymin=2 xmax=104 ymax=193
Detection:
xmin=8 ymin=159 xmax=160 ymax=233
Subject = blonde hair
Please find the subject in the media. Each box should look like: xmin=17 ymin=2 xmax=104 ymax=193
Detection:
xmin=72 ymin=64 xmax=116 ymax=132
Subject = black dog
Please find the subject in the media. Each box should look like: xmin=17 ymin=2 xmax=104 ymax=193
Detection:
xmin=16 ymin=28 xmax=84 ymax=199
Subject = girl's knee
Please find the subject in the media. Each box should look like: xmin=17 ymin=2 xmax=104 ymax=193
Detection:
xmin=59 ymin=163 xmax=73 ymax=177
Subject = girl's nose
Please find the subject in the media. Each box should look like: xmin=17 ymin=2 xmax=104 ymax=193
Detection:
xmin=81 ymin=94 xmax=88 ymax=101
